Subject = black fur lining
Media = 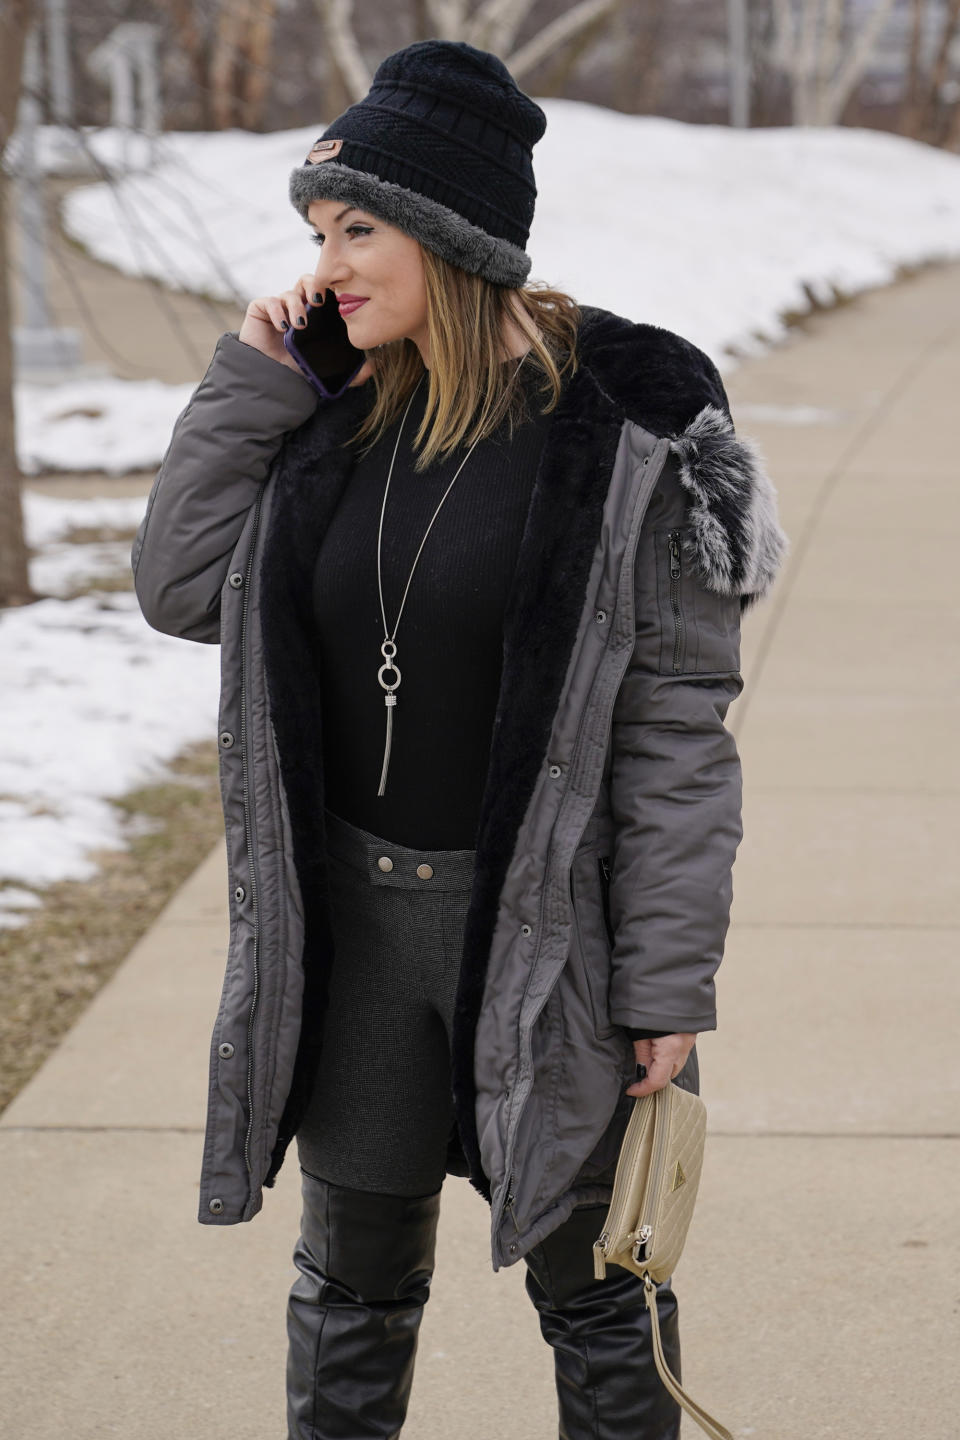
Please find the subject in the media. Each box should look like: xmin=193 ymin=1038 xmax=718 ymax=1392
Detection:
xmin=259 ymin=387 xmax=372 ymax=1185
xmin=450 ymin=357 xmax=624 ymax=1197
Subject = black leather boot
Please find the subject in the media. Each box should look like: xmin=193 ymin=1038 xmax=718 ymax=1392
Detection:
xmin=286 ymin=1171 xmax=441 ymax=1440
xmin=524 ymin=1202 xmax=682 ymax=1440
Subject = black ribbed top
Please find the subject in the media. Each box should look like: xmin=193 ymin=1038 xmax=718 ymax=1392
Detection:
xmin=313 ymin=368 xmax=551 ymax=849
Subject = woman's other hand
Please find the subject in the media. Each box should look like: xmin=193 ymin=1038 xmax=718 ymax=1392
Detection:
xmin=626 ymin=1033 xmax=697 ymax=1098
xmin=238 ymin=274 xmax=373 ymax=387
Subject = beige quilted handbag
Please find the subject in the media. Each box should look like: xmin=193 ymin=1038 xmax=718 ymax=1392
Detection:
xmin=593 ymin=1082 xmax=733 ymax=1440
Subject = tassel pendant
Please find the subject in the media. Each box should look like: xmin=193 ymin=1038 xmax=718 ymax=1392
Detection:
xmin=377 ymin=641 xmax=401 ymax=797
xmin=378 ymin=694 xmax=396 ymax=797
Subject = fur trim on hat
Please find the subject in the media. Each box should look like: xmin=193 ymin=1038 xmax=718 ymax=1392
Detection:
xmin=289 ymin=162 xmax=532 ymax=287
xmin=669 ymin=404 xmax=788 ymax=609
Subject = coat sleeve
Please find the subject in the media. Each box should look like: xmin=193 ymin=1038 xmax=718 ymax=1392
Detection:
xmin=131 ymin=332 xmax=319 ymax=643
xmin=605 ymin=452 xmax=745 ymax=1036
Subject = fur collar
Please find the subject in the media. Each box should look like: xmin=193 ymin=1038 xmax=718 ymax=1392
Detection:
xmin=257 ymin=308 xmax=786 ymax=1194
xmin=575 ymin=308 xmax=788 ymax=608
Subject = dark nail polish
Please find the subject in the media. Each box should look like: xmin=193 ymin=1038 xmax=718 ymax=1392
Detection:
xmin=313 ymin=292 xmax=323 ymax=303
xmin=635 ymin=1063 xmax=647 ymax=1081
xmin=296 ymin=315 xmax=306 ymax=326
xmin=280 ymin=320 xmax=289 ymax=331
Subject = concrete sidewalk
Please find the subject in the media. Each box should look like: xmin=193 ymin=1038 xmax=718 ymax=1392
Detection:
xmin=3 ymin=262 xmax=959 ymax=1439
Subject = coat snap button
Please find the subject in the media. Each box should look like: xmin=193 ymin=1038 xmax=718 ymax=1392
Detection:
xmin=416 ymin=863 xmax=434 ymax=880
xmin=208 ymin=1198 xmax=224 ymax=1215
xmin=377 ymin=856 xmax=394 ymax=873
xmin=228 ymin=572 xmax=244 ymax=589
xmin=521 ymin=924 xmax=532 ymax=937
xmin=234 ymin=885 xmax=245 ymax=903
xmin=548 ymin=764 xmax=561 ymax=779
xmin=595 ymin=610 xmax=607 ymax=625
xmin=219 ymin=730 xmax=235 ymax=749
xmin=218 ymin=1042 xmax=235 ymax=1059
xmin=509 ymin=1243 xmax=518 ymax=1255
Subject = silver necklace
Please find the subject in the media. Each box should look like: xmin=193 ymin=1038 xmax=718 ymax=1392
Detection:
xmin=375 ymin=359 xmax=525 ymax=797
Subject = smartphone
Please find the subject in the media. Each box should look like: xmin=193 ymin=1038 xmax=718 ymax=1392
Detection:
xmin=283 ymin=289 xmax=366 ymax=399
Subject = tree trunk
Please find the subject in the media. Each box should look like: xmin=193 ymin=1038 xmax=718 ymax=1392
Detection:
xmin=238 ymin=1 xmax=277 ymax=132
xmin=507 ymin=0 xmax=623 ymax=82
xmin=210 ymin=0 xmax=245 ymax=130
xmin=819 ymin=0 xmax=898 ymax=124
xmin=538 ymin=8 xmax=613 ymax=96
xmin=313 ymin=0 xmax=372 ymax=104
xmin=168 ymin=0 xmax=213 ymax=130
xmin=898 ymin=0 xmax=927 ymax=136
xmin=920 ymin=0 xmax=960 ymax=143
xmin=613 ymin=0 xmax=667 ymax=115
xmin=0 ymin=0 xmax=37 ymax=608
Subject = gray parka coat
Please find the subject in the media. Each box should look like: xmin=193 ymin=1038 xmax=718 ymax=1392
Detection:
xmin=132 ymin=307 xmax=786 ymax=1269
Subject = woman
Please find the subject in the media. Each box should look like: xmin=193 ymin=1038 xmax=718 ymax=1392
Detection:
xmin=132 ymin=39 xmax=786 ymax=1440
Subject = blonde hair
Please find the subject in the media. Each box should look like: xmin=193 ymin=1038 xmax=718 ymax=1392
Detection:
xmin=353 ymin=248 xmax=580 ymax=470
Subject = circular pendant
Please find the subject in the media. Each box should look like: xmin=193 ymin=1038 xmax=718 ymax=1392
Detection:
xmin=378 ymin=660 xmax=401 ymax=692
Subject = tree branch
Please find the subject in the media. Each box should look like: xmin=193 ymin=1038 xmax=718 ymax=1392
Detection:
xmin=506 ymin=0 xmax=622 ymax=81
xmin=312 ymin=0 xmax=371 ymax=104
xmin=466 ymin=0 xmax=535 ymax=54
xmin=823 ymin=0 xmax=898 ymax=123
xmin=423 ymin=0 xmax=469 ymax=41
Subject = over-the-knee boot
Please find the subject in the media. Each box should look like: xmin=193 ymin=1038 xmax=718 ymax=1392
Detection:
xmin=524 ymin=1203 xmax=682 ymax=1440
xmin=286 ymin=1172 xmax=441 ymax=1440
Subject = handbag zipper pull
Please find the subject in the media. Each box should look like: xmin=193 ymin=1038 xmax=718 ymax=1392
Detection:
xmin=631 ymin=1223 xmax=653 ymax=1263
xmin=593 ymin=1231 xmax=610 ymax=1280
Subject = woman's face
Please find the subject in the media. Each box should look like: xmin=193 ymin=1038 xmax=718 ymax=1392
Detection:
xmin=307 ymin=199 xmax=430 ymax=362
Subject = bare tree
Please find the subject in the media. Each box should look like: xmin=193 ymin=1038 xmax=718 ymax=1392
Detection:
xmin=167 ymin=0 xmax=279 ymax=132
xmin=898 ymin=0 xmax=960 ymax=145
xmin=315 ymin=0 xmax=371 ymax=104
xmin=210 ymin=0 xmax=280 ymax=130
xmin=314 ymin=0 xmax=625 ymax=103
xmin=168 ymin=0 xmax=211 ymax=127
xmin=770 ymin=0 xmax=898 ymax=124
xmin=611 ymin=0 xmax=668 ymax=115
xmin=0 ymin=0 xmax=37 ymax=608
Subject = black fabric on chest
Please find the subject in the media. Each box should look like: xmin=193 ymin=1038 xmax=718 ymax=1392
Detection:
xmin=312 ymin=379 xmax=551 ymax=849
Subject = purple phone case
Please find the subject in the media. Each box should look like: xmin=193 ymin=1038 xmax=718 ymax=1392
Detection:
xmin=283 ymin=299 xmax=365 ymax=399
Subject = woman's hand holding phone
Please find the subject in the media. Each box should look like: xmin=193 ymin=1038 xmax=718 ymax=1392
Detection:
xmin=238 ymin=273 xmax=373 ymax=390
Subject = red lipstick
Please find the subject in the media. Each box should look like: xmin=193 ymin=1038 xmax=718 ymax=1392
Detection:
xmin=337 ymin=295 xmax=369 ymax=316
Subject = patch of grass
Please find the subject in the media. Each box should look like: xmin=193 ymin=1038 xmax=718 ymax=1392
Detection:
xmin=65 ymin=571 xmax=137 ymax=597
xmin=61 ymin=525 xmax=140 ymax=545
xmin=0 ymin=740 xmax=224 ymax=1115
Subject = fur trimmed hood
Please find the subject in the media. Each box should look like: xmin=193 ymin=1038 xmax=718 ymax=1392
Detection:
xmin=670 ymin=406 xmax=786 ymax=609
xmin=573 ymin=307 xmax=788 ymax=610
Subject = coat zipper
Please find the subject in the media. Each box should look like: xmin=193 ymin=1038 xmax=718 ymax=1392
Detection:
xmin=667 ymin=530 xmax=684 ymax=673
xmin=240 ymin=495 xmax=264 ymax=1178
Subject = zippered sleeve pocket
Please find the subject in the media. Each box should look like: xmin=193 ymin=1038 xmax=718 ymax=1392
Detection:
xmin=653 ymin=526 xmax=741 ymax=676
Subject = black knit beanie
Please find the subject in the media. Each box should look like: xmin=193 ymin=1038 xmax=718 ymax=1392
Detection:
xmin=288 ymin=40 xmax=546 ymax=287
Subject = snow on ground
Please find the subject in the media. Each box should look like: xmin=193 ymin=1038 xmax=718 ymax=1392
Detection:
xmin=15 ymin=377 xmax=193 ymax=475
xmin=0 ymin=494 xmax=219 ymax=920
xmin=24 ymin=492 xmax=149 ymax=597
xmin=58 ymin=107 xmax=960 ymax=364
